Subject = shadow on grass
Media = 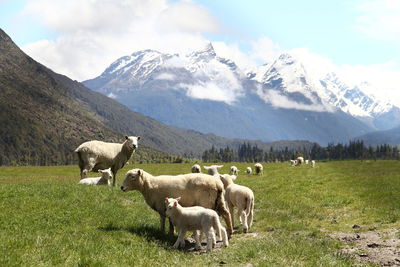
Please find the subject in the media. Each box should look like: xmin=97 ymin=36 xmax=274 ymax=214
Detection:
xmin=98 ymin=223 xmax=204 ymax=252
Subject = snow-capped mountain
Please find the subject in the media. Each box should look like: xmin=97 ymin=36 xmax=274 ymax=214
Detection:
xmin=83 ymin=44 xmax=399 ymax=145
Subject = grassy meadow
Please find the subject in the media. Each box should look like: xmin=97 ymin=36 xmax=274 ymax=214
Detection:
xmin=1 ymin=161 xmax=400 ymax=266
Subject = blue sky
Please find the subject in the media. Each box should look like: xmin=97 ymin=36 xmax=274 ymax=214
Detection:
xmin=1 ymin=0 xmax=400 ymax=104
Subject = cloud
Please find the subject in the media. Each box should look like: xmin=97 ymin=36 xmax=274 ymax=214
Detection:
xmin=155 ymin=72 xmax=176 ymax=81
xmin=355 ymin=0 xmax=400 ymax=42
xmin=179 ymin=81 xmax=240 ymax=104
xmin=107 ymin=92 xmax=117 ymax=99
xmin=20 ymin=0 xmax=219 ymax=81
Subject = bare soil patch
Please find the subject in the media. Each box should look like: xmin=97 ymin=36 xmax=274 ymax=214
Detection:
xmin=331 ymin=229 xmax=400 ymax=266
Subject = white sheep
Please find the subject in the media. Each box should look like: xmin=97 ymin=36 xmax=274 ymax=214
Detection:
xmin=230 ymin=166 xmax=239 ymax=176
xmin=296 ymin=156 xmax=304 ymax=165
xmin=219 ymin=174 xmax=254 ymax=233
xmin=254 ymin=163 xmax=263 ymax=175
xmin=120 ymin=169 xmax=233 ymax=237
xmin=290 ymin=159 xmax=297 ymax=166
xmin=165 ymin=197 xmax=228 ymax=252
xmin=245 ymin=167 xmax=252 ymax=175
xmin=75 ymin=135 xmax=140 ymax=186
xmin=203 ymin=165 xmax=223 ymax=176
xmin=311 ymin=160 xmax=316 ymax=168
xmin=191 ymin=164 xmax=201 ymax=173
xmin=78 ymin=168 xmax=113 ymax=186
xmin=305 ymin=160 xmax=309 ymax=164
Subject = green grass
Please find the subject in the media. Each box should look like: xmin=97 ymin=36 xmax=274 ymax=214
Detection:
xmin=1 ymin=161 xmax=399 ymax=266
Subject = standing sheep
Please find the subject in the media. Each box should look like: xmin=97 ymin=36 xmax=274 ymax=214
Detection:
xmin=254 ymin=163 xmax=263 ymax=175
xmin=219 ymin=174 xmax=254 ymax=233
xmin=165 ymin=197 xmax=228 ymax=252
xmin=75 ymin=135 xmax=140 ymax=186
xmin=296 ymin=156 xmax=304 ymax=165
xmin=78 ymin=168 xmax=113 ymax=186
xmin=245 ymin=167 xmax=252 ymax=175
xmin=311 ymin=160 xmax=316 ymax=168
xmin=230 ymin=166 xmax=239 ymax=176
xmin=203 ymin=165 xmax=223 ymax=176
xmin=191 ymin=164 xmax=201 ymax=173
xmin=120 ymin=169 xmax=233 ymax=237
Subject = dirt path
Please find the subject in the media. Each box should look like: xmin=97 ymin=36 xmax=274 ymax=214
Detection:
xmin=331 ymin=229 xmax=400 ymax=266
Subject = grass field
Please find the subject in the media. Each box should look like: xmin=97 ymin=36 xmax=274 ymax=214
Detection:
xmin=1 ymin=161 xmax=400 ymax=266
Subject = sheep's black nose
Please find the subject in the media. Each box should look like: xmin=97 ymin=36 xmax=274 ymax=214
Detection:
xmin=120 ymin=186 xmax=124 ymax=191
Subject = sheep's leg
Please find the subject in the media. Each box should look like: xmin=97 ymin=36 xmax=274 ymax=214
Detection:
xmin=173 ymin=229 xmax=186 ymax=249
xmin=194 ymin=230 xmax=201 ymax=250
xmin=228 ymin=202 xmax=235 ymax=230
xmin=168 ymin=218 xmax=175 ymax=236
xmin=239 ymin=209 xmax=248 ymax=233
xmin=247 ymin=206 xmax=254 ymax=230
xmin=111 ymin=168 xmax=117 ymax=187
xmin=205 ymin=228 xmax=215 ymax=252
xmin=220 ymin=208 xmax=233 ymax=238
xmin=160 ymin=215 xmax=166 ymax=234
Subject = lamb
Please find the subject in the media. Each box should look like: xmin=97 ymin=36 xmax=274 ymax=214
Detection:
xmin=219 ymin=174 xmax=254 ymax=233
xmin=311 ymin=160 xmax=316 ymax=168
xmin=246 ymin=167 xmax=252 ymax=175
xmin=120 ymin=169 xmax=233 ymax=237
xmin=203 ymin=165 xmax=223 ymax=176
xmin=230 ymin=166 xmax=239 ymax=176
xmin=165 ymin=197 xmax=228 ymax=252
xmin=254 ymin=163 xmax=263 ymax=175
xmin=78 ymin=168 xmax=113 ymax=186
xmin=75 ymin=135 xmax=140 ymax=186
xmin=191 ymin=164 xmax=201 ymax=173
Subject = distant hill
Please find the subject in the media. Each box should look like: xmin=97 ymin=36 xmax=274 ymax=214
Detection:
xmin=0 ymin=29 xmax=313 ymax=166
xmin=356 ymin=126 xmax=400 ymax=146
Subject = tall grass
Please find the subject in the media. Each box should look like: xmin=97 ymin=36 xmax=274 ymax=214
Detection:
xmin=1 ymin=161 xmax=399 ymax=266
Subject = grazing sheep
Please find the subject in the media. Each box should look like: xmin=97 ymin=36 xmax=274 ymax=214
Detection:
xmin=120 ymin=169 xmax=233 ymax=237
xmin=191 ymin=164 xmax=201 ymax=173
xmin=230 ymin=166 xmax=239 ymax=176
xmin=219 ymin=174 xmax=254 ymax=233
xmin=296 ymin=156 xmax=304 ymax=165
xmin=75 ymin=135 xmax=140 ymax=186
xmin=165 ymin=197 xmax=228 ymax=252
xmin=305 ymin=160 xmax=309 ymax=165
xmin=290 ymin=159 xmax=297 ymax=166
xmin=311 ymin=160 xmax=316 ymax=168
xmin=78 ymin=168 xmax=113 ymax=186
xmin=245 ymin=167 xmax=252 ymax=175
xmin=203 ymin=165 xmax=223 ymax=176
xmin=254 ymin=163 xmax=263 ymax=175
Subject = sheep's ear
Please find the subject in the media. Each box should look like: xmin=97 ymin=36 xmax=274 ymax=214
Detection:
xmin=176 ymin=197 xmax=181 ymax=202
xmin=203 ymin=166 xmax=209 ymax=169
xmin=137 ymin=169 xmax=142 ymax=176
xmin=137 ymin=136 xmax=141 ymax=140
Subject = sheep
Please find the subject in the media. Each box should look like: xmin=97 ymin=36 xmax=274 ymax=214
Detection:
xmin=296 ymin=156 xmax=304 ymax=165
xmin=203 ymin=165 xmax=223 ymax=176
xmin=120 ymin=169 xmax=233 ymax=237
xmin=311 ymin=160 xmax=316 ymax=168
xmin=165 ymin=197 xmax=228 ymax=252
xmin=78 ymin=168 xmax=113 ymax=186
xmin=75 ymin=135 xmax=140 ymax=186
xmin=305 ymin=160 xmax=309 ymax=165
xmin=254 ymin=163 xmax=263 ymax=175
xmin=191 ymin=164 xmax=201 ymax=173
xmin=290 ymin=159 xmax=297 ymax=166
xmin=245 ymin=167 xmax=252 ymax=175
xmin=230 ymin=166 xmax=239 ymax=176
xmin=219 ymin=174 xmax=254 ymax=233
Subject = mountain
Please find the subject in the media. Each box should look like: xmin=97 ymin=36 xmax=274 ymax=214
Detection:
xmin=356 ymin=126 xmax=400 ymax=146
xmin=84 ymin=45 xmax=379 ymax=145
xmin=0 ymin=29 xmax=313 ymax=165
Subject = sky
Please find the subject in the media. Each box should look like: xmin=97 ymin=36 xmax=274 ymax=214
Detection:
xmin=1 ymin=0 xmax=400 ymax=105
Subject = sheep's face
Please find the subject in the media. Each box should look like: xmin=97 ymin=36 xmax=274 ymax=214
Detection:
xmin=99 ymin=168 xmax=113 ymax=185
xmin=121 ymin=169 xmax=142 ymax=192
xmin=246 ymin=167 xmax=252 ymax=174
xmin=165 ymin=197 xmax=180 ymax=216
xmin=203 ymin=165 xmax=223 ymax=175
xmin=191 ymin=164 xmax=201 ymax=173
xmin=124 ymin=136 xmax=141 ymax=150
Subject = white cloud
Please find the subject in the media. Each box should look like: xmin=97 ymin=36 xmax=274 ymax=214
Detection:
xmin=355 ymin=0 xmax=400 ymax=42
xmin=20 ymin=0 xmax=218 ymax=81
xmin=107 ymin=92 xmax=117 ymax=99
xmin=155 ymin=72 xmax=176 ymax=81
xmin=179 ymin=81 xmax=240 ymax=104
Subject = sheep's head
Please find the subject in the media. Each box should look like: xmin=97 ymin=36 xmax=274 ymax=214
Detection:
xmin=246 ymin=167 xmax=252 ymax=174
xmin=203 ymin=165 xmax=224 ymax=176
xmin=121 ymin=168 xmax=143 ymax=192
xmin=124 ymin=136 xmax=141 ymax=150
xmin=165 ymin=197 xmax=181 ymax=216
xmin=191 ymin=164 xmax=201 ymax=173
xmin=99 ymin=168 xmax=113 ymax=185
xmin=219 ymin=174 xmax=236 ymax=188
